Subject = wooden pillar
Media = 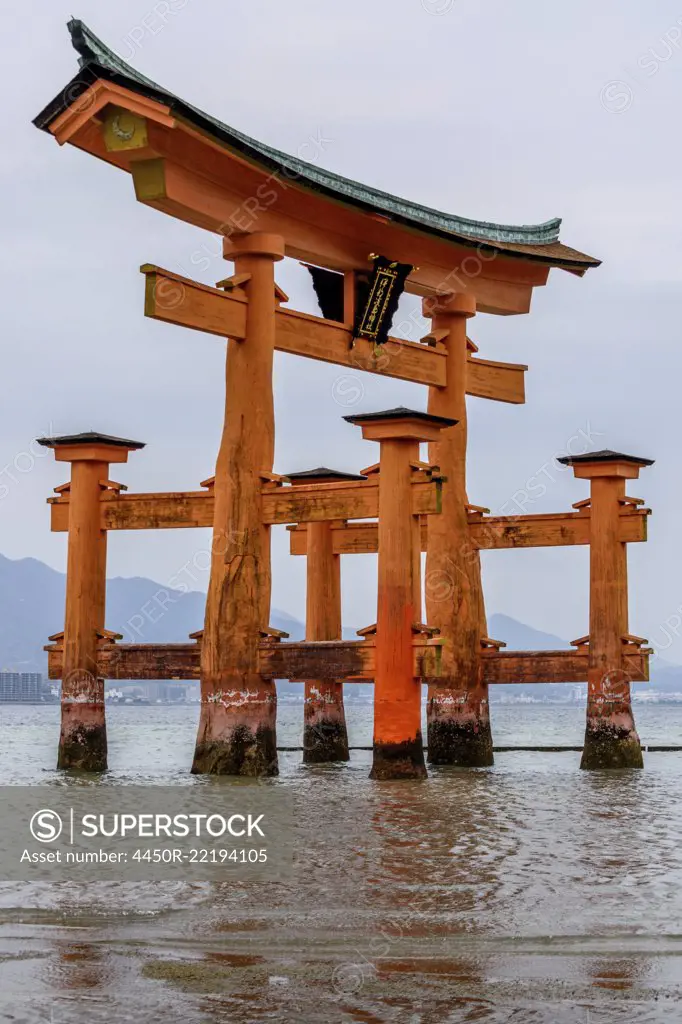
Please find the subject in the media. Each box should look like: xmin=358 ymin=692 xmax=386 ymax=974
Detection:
xmin=408 ymin=444 xmax=423 ymax=621
xmin=193 ymin=232 xmax=284 ymax=776
xmin=287 ymin=469 xmax=362 ymax=762
xmin=559 ymin=451 xmax=654 ymax=769
xmin=345 ymin=409 xmax=456 ymax=780
xmin=423 ymin=293 xmax=493 ymax=767
xmin=38 ymin=432 xmax=144 ymax=771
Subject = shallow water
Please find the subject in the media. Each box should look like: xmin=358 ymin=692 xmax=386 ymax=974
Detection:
xmin=1 ymin=702 xmax=682 ymax=1022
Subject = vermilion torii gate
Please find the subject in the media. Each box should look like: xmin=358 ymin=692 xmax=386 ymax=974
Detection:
xmin=35 ymin=20 xmax=654 ymax=776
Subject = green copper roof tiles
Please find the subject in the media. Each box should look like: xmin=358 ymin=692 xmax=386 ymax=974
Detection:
xmin=33 ymin=19 xmax=599 ymax=268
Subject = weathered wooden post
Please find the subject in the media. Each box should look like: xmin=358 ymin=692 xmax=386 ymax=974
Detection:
xmin=423 ymin=293 xmax=492 ymax=767
xmin=287 ymin=468 xmax=364 ymax=762
xmin=38 ymin=432 xmax=144 ymax=771
xmin=345 ymin=408 xmax=456 ymax=780
xmin=559 ymin=450 xmax=654 ymax=769
xmin=193 ymin=232 xmax=284 ymax=777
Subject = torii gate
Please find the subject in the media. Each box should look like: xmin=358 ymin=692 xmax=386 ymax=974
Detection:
xmin=34 ymin=21 xmax=652 ymax=777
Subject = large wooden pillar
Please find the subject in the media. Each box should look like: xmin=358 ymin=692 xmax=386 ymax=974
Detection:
xmin=287 ymin=469 xmax=362 ymax=762
xmin=346 ymin=409 xmax=455 ymax=780
xmin=193 ymin=232 xmax=284 ymax=776
xmin=38 ymin=432 xmax=144 ymax=771
xmin=560 ymin=451 xmax=654 ymax=769
xmin=423 ymin=293 xmax=493 ymax=767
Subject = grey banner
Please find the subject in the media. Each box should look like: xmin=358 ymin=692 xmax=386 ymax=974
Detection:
xmin=0 ymin=786 xmax=294 ymax=881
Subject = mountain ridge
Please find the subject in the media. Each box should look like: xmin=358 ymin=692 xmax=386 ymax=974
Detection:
xmin=0 ymin=554 xmax=679 ymax=693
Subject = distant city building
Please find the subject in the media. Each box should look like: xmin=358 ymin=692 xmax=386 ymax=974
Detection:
xmin=0 ymin=673 xmax=50 ymax=703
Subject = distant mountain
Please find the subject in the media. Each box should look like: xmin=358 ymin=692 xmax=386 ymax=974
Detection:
xmin=0 ymin=554 xmax=679 ymax=695
xmin=0 ymin=554 xmax=304 ymax=674
xmin=488 ymin=613 xmax=570 ymax=652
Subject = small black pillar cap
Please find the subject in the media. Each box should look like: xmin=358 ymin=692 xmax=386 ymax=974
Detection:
xmin=37 ymin=431 xmax=145 ymax=450
xmin=557 ymin=449 xmax=654 ymax=467
xmin=343 ymin=406 xmax=458 ymax=428
xmin=284 ymin=467 xmax=367 ymax=482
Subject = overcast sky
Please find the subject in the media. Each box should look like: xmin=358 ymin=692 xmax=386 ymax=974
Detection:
xmin=2 ymin=1 xmax=681 ymax=657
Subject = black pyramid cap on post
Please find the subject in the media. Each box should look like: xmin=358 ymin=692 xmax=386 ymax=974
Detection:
xmin=37 ymin=431 xmax=146 ymax=450
xmin=343 ymin=406 xmax=458 ymax=428
xmin=557 ymin=450 xmax=654 ymax=467
xmin=284 ymin=467 xmax=367 ymax=482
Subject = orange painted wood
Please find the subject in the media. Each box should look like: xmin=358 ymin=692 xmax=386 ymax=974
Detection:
xmin=373 ymin=439 xmax=424 ymax=769
xmin=142 ymin=265 xmax=446 ymax=387
xmin=478 ymin=648 xmax=650 ymax=686
xmin=56 ymin=77 xmax=574 ymax=315
xmin=263 ymin=478 xmax=441 ymax=524
xmin=287 ymin=509 xmax=649 ymax=555
xmin=303 ymin=519 xmax=348 ymax=759
xmin=45 ymin=638 xmax=444 ymax=682
xmin=49 ymin=80 xmax=175 ymax=145
xmin=305 ymin=520 xmax=341 ymax=641
xmin=141 ymin=264 xmax=532 ymax=396
xmin=47 ymin=639 xmax=647 ymax=686
xmin=125 ymin=137 xmax=541 ymax=315
xmin=143 ymin=264 xmax=248 ymax=338
xmin=48 ymin=477 xmax=443 ymax=532
xmin=466 ymin=355 xmax=527 ymax=404
xmin=59 ymin=459 xmax=109 ymax=766
xmin=193 ymin=233 xmax=284 ymax=775
xmin=425 ymin=296 xmax=491 ymax=762
xmin=588 ymin=478 xmax=634 ymax=707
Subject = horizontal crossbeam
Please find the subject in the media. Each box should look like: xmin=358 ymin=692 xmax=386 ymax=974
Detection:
xmin=45 ymin=641 xmax=649 ymax=686
xmin=48 ymin=478 xmax=442 ymax=531
xmin=478 ymin=648 xmax=650 ymax=686
xmin=45 ymin=638 xmax=444 ymax=682
xmin=142 ymin=265 xmax=527 ymax=401
xmin=288 ymin=508 xmax=650 ymax=555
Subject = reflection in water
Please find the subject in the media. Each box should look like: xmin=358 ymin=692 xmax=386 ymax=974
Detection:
xmin=0 ymin=704 xmax=681 ymax=1021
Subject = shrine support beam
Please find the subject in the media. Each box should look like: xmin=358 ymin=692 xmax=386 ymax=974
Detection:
xmin=192 ymin=232 xmax=284 ymax=777
xmin=346 ymin=409 xmax=455 ymax=780
xmin=424 ymin=294 xmax=492 ymax=767
xmin=47 ymin=476 xmax=443 ymax=531
xmin=38 ymin=432 xmax=144 ymax=771
xmin=141 ymin=265 xmax=528 ymax=402
xmin=287 ymin=469 xmax=363 ymax=763
xmin=559 ymin=451 xmax=654 ymax=769
xmin=45 ymin=640 xmax=648 ymax=687
xmin=286 ymin=508 xmax=650 ymax=555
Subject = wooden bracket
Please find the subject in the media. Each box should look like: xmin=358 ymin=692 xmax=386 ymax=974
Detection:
xmin=570 ymin=635 xmax=590 ymax=648
xmin=466 ymin=336 xmax=479 ymax=353
xmin=572 ymin=498 xmax=591 ymax=510
xmin=215 ymin=272 xmax=251 ymax=295
xmin=420 ymin=328 xmax=449 ymax=347
xmin=200 ymin=476 xmax=215 ymax=490
xmin=99 ymin=479 xmax=128 ymax=493
xmin=259 ymin=471 xmax=289 ymax=487
xmin=622 ymin=633 xmax=648 ymax=648
xmin=620 ymin=496 xmax=645 ymax=507
xmin=356 ymin=623 xmax=377 ymax=637
xmin=480 ymin=636 xmax=507 ymax=650
xmin=97 ymin=628 xmax=124 ymax=642
xmin=412 ymin=622 xmax=440 ymax=636
xmin=466 ymin=503 xmax=491 ymax=516
xmin=260 ymin=626 xmax=290 ymax=641
xmin=189 ymin=629 xmax=204 ymax=641
xmin=274 ymin=283 xmax=289 ymax=304
xmin=360 ymin=462 xmax=380 ymax=477
xmin=53 ymin=482 xmax=71 ymax=495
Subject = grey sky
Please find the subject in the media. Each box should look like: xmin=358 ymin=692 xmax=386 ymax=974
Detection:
xmin=1 ymin=1 xmax=681 ymax=656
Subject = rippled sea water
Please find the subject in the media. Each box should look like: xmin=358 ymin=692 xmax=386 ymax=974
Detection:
xmin=2 ymin=701 xmax=682 ymax=1023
